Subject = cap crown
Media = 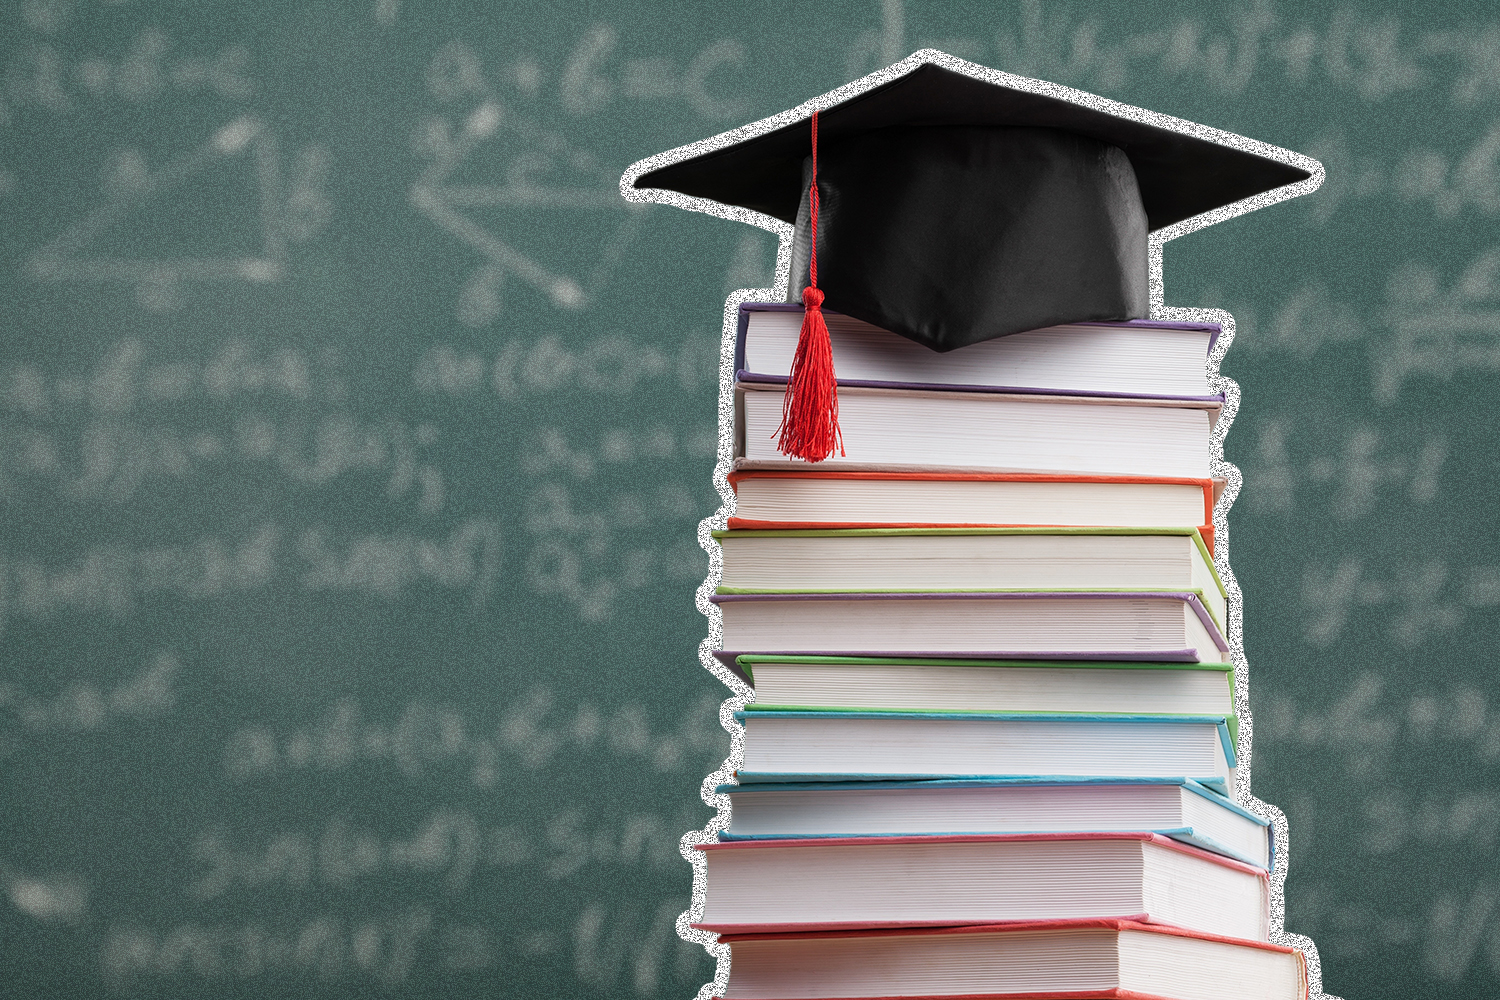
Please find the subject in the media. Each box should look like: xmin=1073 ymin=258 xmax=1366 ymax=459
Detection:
xmin=785 ymin=125 xmax=1150 ymax=351
xmin=624 ymin=52 xmax=1321 ymax=352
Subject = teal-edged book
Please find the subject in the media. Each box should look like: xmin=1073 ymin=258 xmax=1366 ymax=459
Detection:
xmin=714 ymin=526 xmax=1226 ymax=629
xmin=738 ymin=654 xmax=1237 ymax=743
xmin=716 ymin=776 xmax=1271 ymax=870
xmin=734 ymin=710 xmax=1236 ymax=795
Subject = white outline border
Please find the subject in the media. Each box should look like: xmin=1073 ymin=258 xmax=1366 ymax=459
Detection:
xmin=620 ymin=48 xmax=1333 ymax=1000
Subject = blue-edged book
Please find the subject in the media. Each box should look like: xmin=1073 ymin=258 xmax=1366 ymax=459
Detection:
xmin=717 ymin=776 xmax=1271 ymax=871
xmin=734 ymin=710 xmax=1236 ymax=795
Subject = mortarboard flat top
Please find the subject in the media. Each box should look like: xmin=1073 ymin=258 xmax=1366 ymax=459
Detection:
xmin=626 ymin=51 xmax=1320 ymax=385
xmin=632 ymin=61 xmax=1311 ymax=233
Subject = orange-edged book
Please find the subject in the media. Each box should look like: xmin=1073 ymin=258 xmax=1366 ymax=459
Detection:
xmin=717 ymin=918 xmax=1306 ymax=1000
xmin=726 ymin=471 xmax=1221 ymax=555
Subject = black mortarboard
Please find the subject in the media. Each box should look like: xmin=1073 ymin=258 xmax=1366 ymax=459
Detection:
xmin=630 ymin=57 xmax=1313 ymax=353
xmin=625 ymin=52 xmax=1318 ymax=461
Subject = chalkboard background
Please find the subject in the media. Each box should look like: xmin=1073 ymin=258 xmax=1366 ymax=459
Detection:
xmin=1 ymin=1 xmax=1496 ymax=997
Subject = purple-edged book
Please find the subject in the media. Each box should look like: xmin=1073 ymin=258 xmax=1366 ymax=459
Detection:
xmin=710 ymin=591 xmax=1229 ymax=683
xmin=734 ymin=302 xmax=1224 ymax=402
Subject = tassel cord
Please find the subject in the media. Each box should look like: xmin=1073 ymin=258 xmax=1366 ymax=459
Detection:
xmin=775 ymin=109 xmax=844 ymax=462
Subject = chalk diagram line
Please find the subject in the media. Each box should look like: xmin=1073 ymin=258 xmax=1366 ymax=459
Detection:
xmin=409 ymin=90 xmax=645 ymax=325
xmin=26 ymin=115 xmax=326 ymax=309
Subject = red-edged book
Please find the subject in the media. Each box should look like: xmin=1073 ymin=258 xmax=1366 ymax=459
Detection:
xmin=717 ymin=918 xmax=1307 ymax=1000
xmin=692 ymin=832 xmax=1268 ymax=941
xmin=726 ymin=471 xmax=1220 ymax=555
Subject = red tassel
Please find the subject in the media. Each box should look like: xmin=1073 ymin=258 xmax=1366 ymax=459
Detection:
xmin=776 ymin=286 xmax=844 ymax=461
xmin=775 ymin=109 xmax=843 ymax=463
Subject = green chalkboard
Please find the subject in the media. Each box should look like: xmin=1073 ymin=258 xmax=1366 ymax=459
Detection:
xmin=1 ymin=2 xmax=1495 ymax=998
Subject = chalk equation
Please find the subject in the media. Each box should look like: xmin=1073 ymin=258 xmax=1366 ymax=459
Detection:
xmin=522 ymin=427 xmax=716 ymax=482
xmin=1200 ymin=247 xmax=1500 ymax=404
xmin=0 ymin=412 xmax=445 ymax=511
xmin=0 ymin=518 xmax=501 ymax=623
xmin=413 ymin=331 xmax=717 ymax=400
xmin=1306 ymin=123 xmax=1500 ymax=224
xmin=188 ymin=806 xmax=694 ymax=900
xmin=98 ymin=900 xmax=707 ymax=989
xmin=1241 ymin=420 xmax=1445 ymax=517
xmin=1299 ymin=556 xmax=1500 ymax=646
xmin=0 ymin=339 xmax=347 ymax=417
xmin=1257 ymin=672 xmax=1499 ymax=775
xmin=4 ymin=24 xmax=252 ymax=112
xmin=0 ymin=649 xmax=177 ymax=735
xmin=1377 ymin=246 xmax=1500 ymax=402
xmin=988 ymin=4 xmax=1500 ymax=105
xmin=222 ymin=690 xmax=726 ymax=785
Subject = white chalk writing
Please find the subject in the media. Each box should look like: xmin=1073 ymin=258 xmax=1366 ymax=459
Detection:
xmin=223 ymin=690 xmax=726 ymax=784
xmin=1 ymin=519 xmax=500 ymax=623
xmin=5 ymin=27 xmax=252 ymax=112
xmin=413 ymin=332 xmax=716 ymax=399
xmin=1300 ymin=557 xmax=1500 ymax=646
xmin=0 ymin=414 xmax=444 ymax=511
xmin=1258 ymin=674 xmax=1500 ymax=777
xmin=0 ymin=339 xmax=346 ymax=417
xmin=188 ymin=807 xmax=690 ymax=899
xmin=0 ymin=651 xmax=177 ymax=733
xmin=1242 ymin=420 xmax=1445 ymax=516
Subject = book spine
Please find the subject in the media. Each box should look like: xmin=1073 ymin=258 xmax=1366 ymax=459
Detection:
xmin=735 ymin=304 xmax=751 ymax=374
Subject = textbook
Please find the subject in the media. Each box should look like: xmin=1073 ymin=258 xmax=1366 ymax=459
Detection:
xmin=712 ymin=592 xmax=1230 ymax=670
xmin=726 ymin=470 xmax=1222 ymax=552
xmin=718 ymin=919 xmax=1306 ymax=1000
xmin=692 ymin=832 xmax=1270 ymax=940
xmin=735 ymin=382 xmax=1218 ymax=478
xmin=734 ymin=711 xmax=1236 ymax=792
xmin=736 ymin=303 xmax=1222 ymax=400
xmin=715 ymin=527 xmax=1226 ymax=629
xmin=738 ymin=656 xmax=1236 ymax=721
xmin=719 ymin=776 xmax=1270 ymax=869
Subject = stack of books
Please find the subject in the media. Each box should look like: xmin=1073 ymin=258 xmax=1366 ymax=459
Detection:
xmin=701 ymin=303 xmax=1307 ymax=1000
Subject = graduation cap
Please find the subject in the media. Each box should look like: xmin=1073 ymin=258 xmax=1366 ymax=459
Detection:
xmin=624 ymin=53 xmax=1319 ymax=461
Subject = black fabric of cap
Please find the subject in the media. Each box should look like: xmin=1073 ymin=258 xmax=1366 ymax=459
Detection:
xmin=782 ymin=125 xmax=1150 ymax=351
xmin=633 ymin=61 xmax=1309 ymax=352
xmin=634 ymin=62 xmax=1310 ymax=231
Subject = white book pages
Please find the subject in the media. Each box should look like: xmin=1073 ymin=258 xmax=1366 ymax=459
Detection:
xmin=719 ymin=532 xmax=1225 ymax=628
xmin=727 ymin=783 xmax=1189 ymax=838
xmin=1143 ymin=843 xmax=1270 ymax=941
xmin=724 ymin=926 xmax=1123 ymax=999
xmin=1180 ymin=786 xmax=1272 ymax=867
xmin=739 ymin=714 xmax=1233 ymax=785
xmin=749 ymin=662 xmax=1234 ymax=716
xmin=724 ymin=781 xmax=1269 ymax=869
xmin=1121 ymin=930 xmax=1304 ymax=1000
xmin=699 ymin=837 xmax=1267 ymax=939
xmin=723 ymin=924 xmax=1303 ymax=1000
xmin=743 ymin=309 xmax=1215 ymax=397
xmin=738 ymin=385 xmax=1213 ymax=478
xmin=732 ymin=475 xmax=1208 ymax=526
xmin=718 ymin=595 xmax=1226 ymax=663
xmin=703 ymin=838 xmax=1150 ymax=927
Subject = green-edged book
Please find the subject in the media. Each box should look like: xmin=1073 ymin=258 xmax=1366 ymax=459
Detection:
xmin=714 ymin=526 xmax=1226 ymax=629
xmin=738 ymin=654 xmax=1237 ymax=744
